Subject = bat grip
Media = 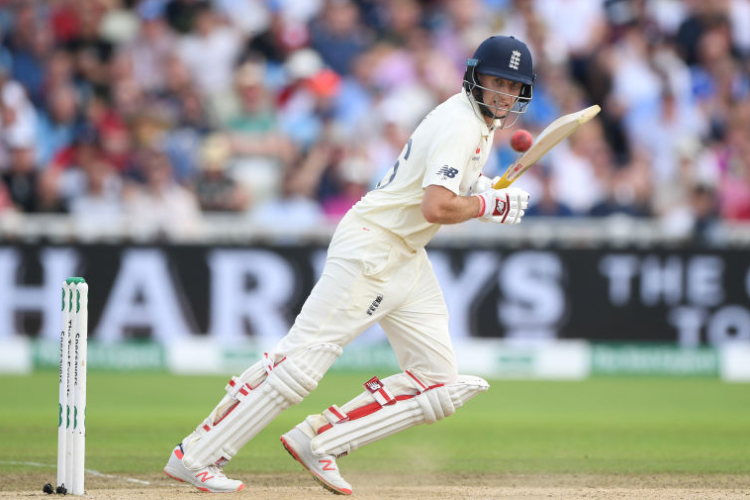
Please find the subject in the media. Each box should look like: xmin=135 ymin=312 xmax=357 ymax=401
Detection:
xmin=493 ymin=177 xmax=511 ymax=189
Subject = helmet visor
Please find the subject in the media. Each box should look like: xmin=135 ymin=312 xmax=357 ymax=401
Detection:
xmin=470 ymin=77 xmax=532 ymax=128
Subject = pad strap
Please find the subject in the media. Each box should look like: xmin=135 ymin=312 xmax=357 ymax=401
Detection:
xmin=182 ymin=343 xmax=342 ymax=469
xmin=364 ymin=376 xmax=396 ymax=406
xmin=310 ymin=373 xmax=489 ymax=457
xmin=323 ymin=405 xmax=347 ymax=425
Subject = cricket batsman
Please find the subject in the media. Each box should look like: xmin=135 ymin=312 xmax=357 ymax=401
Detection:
xmin=164 ymin=35 xmax=534 ymax=494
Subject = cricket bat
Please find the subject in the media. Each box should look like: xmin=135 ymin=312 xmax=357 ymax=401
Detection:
xmin=493 ymin=104 xmax=601 ymax=189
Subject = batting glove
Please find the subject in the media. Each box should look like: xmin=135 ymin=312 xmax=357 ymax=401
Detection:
xmin=473 ymin=187 xmax=529 ymax=224
xmin=469 ymin=173 xmax=501 ymax=195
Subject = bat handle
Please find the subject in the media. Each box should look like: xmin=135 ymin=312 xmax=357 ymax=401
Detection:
xmin=492 ymin=176 xmax=511 ymax=189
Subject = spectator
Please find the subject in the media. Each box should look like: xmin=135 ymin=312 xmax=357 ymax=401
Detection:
xmin=125 ymin=147 xmax=203 ymax=239
xmin=175 ymin=2 xmax=243 ymax=96
xmin=626 ymin=88 xmax=708 ymax=185
xmin=249 ymin=164 xmax=326 ymax=231
xmin=533 ymin=0 xmax=608 ymax=84
xmin=675 ymin=1 xmax=728 ymax=67
xmin=432 ymin=0 xmax=496 ymax=71
xmin=320 ymin=146 xmax=370 ymax=221
xmin=0 ymin=178 xmax=12 ymax=212
xmin=120 ymin=0 xmax=177 ymax=94
xmin=310 ymin=0 xmax=369 ymax=76
xmin=589 ymin=153 xmax=652 ymax=218
xmin=64 ymin=0 xmax=115 ymax=90
xmin=36 ymin=83 xmax=80 ymax=166
xmin=379 ymin=0 xmax=422 ymax=46
xmin=526 ymin=169 xmax=575 ymax=217
xmin=213 ymin=0 xmax=271 ymax=37
xmin=43 ymin=49 xmax=78 ymax=101
xmin=50 ymin=124 xmax=102 ymax=195
xmin=50 ymin=0 xmax=82 ymax=44
xmin=223 ymin=61 xmax=295 ymax=207
xmin=289 ymin=122 xmax=369 ymax=221
xmin=277 ymin=48 xmax=341 ymax=148
xmin=717 ymin=118 xmax=750 ymax=221
xmin=93 ymin=106 xmax=136 ymax=175
xmin=0 ymin=0 xmax=746 ymax=241
xmin=67 ymin=156 xmax=125 ymax=238
xmin=547 ymin=120 xmax=608 ymax=215
xmin=98 ymin=0 xmax=141 ymax=46
xmin=10 ymin=21 xmax=54 ymax=107
xmin=194 ymin=133 xmax=248 ymax=212
xmin=165 ymin=0 xmax=204 ymax=34
xmin=1 ymin=140 xmax=40 ymax=212
xmin=689 ymin=183 xmax=721 ymax=244
xmin=241 ymin=9 xmax=309 ymax=67
xmin=162 ymin=85 xmax=214 ymax=183
xmin=0 ymin=52 xmax=38 ymax=169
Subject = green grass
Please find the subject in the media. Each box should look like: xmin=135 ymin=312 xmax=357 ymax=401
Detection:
xmin=1 ymin=372 xmax=748 ymax=477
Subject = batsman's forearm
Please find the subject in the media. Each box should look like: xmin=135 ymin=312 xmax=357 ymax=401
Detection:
xmin=422 ymin=186 xmax=481 ymax=224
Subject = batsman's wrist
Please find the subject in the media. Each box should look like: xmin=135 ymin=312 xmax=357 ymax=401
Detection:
xmin=472 ymin=194 xmax=486 ymax=218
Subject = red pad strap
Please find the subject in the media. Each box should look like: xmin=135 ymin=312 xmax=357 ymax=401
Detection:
xmin=316 ymin=374 xmax=442 ymax=436
xmin=364 ymin=376 xmax=395 ymax=406
xmin=318 ymin=395 xmax=415 ymax=435
xmin=405 ymin=370 xmax=427 ymax=391
xmin=322 ymin=405 xmax=347 ymax=425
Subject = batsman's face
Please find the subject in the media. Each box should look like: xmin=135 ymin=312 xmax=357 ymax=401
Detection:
xmin=478 ymin=73 xmax=522 ymax=117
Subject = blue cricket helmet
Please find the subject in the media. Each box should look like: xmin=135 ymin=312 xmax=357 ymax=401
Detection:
xmin=463 ymin=36 xmax=536 ymax=127
xmin=468 ymin=36 xmax=535 ymax=86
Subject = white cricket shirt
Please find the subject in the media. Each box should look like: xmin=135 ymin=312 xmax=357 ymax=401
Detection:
xmin=353 ymin=91 xmax=494 ymax=250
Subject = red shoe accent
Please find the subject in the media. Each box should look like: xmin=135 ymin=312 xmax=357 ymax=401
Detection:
xmin=195 ymin=471 xmax=215 ymax=482
xmin=319 ymin=459 xmax=336 ymax=471
xmin=164 ymin=471 xmax=184 ymax=482
xmin=174 ymin=448 xmax=184 ymax=459
xmin=280 ymin=436 xmax=352 ymax=495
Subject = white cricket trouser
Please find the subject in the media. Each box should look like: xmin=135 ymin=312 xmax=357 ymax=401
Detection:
xmin=273 ymin=210 xmax=457 ymax=384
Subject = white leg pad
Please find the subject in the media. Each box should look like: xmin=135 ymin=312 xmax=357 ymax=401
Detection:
xmin=309 ymin=372 xmax=489 ymax=458
xmin=182 ymin=343 xmax=342 ymax=469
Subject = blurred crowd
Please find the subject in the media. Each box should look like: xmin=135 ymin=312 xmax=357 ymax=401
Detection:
xmin=0 ymin=0 xmax=749 ymax=241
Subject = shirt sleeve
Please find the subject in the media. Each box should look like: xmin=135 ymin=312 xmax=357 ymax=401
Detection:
xmin=421 ymin=119 xmax=478 ymax=194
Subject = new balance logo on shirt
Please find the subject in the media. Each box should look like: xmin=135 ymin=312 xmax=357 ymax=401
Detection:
xmin=437 ymin=166 xmax=459 ymax=179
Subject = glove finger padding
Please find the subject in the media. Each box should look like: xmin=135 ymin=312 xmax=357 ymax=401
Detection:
xmin=469 ymin=173 xmax=500 ymax=195
xmin=475 ymin=187 xmax=529 ymax=224
xmin=495 ymin=187 xmax=529 ymax=224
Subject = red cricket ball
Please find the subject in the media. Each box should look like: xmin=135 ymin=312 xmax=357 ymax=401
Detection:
xmin=510 ymin=129 xmax=533 ymax=152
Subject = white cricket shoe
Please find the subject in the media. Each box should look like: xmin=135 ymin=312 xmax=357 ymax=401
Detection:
xmin=280 ymin=427 xmax=353 ymax=495
xmin=164 ymin=444 xmax=245 ymax=493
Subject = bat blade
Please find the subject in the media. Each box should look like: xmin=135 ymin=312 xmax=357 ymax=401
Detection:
xmin=493 ymin=104 xmax=601 ymax=189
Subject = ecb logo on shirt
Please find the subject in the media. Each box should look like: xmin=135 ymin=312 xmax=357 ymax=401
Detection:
xmin=437 ymin=166 xmax=459 ymax=179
